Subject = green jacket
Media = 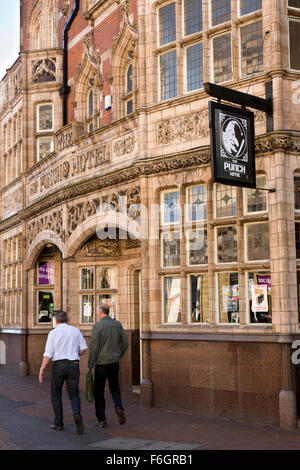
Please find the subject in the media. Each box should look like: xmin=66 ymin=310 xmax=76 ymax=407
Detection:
xmin=88 ymin=315 xmax=129 ymax=368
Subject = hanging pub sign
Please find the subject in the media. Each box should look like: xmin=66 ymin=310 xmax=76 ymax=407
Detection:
xmin=209 ymin=100 xmax=256 ymax=188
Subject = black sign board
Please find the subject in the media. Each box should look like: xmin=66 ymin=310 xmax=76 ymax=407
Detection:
xmin=209 ymin=101 xmax=256 ymax=189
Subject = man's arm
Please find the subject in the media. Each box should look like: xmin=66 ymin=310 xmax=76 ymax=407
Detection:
xmin=78 ymin=330 xmax=88 ymax=357
xmin=39 ymin=356 xmax=51 ymax=383
xmin=39 ymin=331 xmax=54 ymax=383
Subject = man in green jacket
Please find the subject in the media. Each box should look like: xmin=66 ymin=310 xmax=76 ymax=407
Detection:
xmin=88 ymin=303 xmax=129 ymax=428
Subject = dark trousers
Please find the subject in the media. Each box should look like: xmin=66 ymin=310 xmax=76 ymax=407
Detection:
xmin=51 ymin=360 xmax=81 ymax=427
xmin=94 ymin=362 xmax=123 ymax=422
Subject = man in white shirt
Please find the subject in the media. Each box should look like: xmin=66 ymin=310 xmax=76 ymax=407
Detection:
xmin=39 ymin=310 xmax=88 ymax=435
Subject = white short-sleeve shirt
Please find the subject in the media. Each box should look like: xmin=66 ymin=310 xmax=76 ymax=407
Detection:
xmin=43 ymin=323 xmax=88 ymax=361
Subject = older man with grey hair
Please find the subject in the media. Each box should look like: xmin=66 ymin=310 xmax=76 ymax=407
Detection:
xmin=39 ymin=310 xmax=87 ymax=435
xmin=88 ymin=303 xmax=129 ymax=429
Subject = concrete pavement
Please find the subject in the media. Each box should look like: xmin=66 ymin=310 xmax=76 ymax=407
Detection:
xmin=1 ymin=367 xmax=300 ymax=450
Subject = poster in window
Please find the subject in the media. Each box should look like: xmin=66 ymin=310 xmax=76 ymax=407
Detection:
xmin=251 ymin=284 xmax=268 ymax=312
xmin=167 ymin=278 xmax=182 ymax=323
xmin=256 ymin=274 xmax=271 ymax=293
xmin=83 ymin=302 xmax=92 ymax=318
xmin=38 ymin=261 xmax=54 ymax=285
xmin=209 ymin=101 xmax=256 ymax=188
xmin=222 ymin=285 xmax=239 ymax=312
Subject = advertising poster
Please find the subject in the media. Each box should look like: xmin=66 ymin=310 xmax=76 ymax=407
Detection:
xmin=38 ymin=261 xmax=54 ymax=285
xmin=251 ymin=284 xmax=268 ymax=312
xmin=222 ymin=285 xmax=239 ymax=312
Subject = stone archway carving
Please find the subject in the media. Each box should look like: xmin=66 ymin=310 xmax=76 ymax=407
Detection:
xmin=26 ymin=230 xmax=65 ymax=270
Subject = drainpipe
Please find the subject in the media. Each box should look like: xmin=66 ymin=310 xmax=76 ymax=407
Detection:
xmin=59 ymin=0 xmax=80 ymax=127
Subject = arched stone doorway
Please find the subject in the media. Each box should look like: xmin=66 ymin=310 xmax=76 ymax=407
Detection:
xmin=71 ymin=229 xmax=141 ymax=391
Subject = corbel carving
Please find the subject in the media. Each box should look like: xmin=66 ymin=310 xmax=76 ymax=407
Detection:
xmin=83 ymin=32 xmax=103 ymax=90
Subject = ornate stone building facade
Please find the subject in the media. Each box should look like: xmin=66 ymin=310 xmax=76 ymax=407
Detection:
xmin=1 ymin=0 xmax=300 ymax=428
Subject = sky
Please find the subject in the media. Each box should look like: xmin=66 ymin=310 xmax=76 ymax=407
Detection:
xmin=0 ymin=1 xmax=20 ymax=80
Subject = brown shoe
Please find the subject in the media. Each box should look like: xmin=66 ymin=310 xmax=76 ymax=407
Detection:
xmin=116 ymin=407 xmax=126 ymax=425
xmin=74 ymin=415 xmax=84 ymax=435
xmin=51 ymin=424 xmax=63 ymax=431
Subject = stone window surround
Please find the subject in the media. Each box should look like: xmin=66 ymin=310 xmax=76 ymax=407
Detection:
xmin=78 ymin=264 xmax=118 ymax=324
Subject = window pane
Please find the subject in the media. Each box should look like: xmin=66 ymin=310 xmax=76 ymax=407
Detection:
xmin=290 ymin=21 xmax=300 ymax=70
xmin=187 ymin=228 xmax=208 ymax=265
xmin=296 ymin=223 xmax=300 ymax=259
xmin=190 ymin=274 xmax=209 ymax=323
xmin=38 ymin=104 xmax=53 ymax=131
xmin=81 ymin=294 xmax=94 ymax=323
xmin=160 ymin=50 xmax=177 ymax=100
xmin=240 ymin=0 xmax=262 ymax=15
xmin=218 ymin=272 xmax=239 ymax=323
xmin=88 ymin=90 xmax=93 ymax=117
xmin=98 ymin=294 xmax=117 ymax=319
xmin=126 ymin=99 xmax=133 ymax=115
xmin=247 ymin=222 xmax=270 ymax=261
xmin=246 ymin=176 xmax=267 ymax=212
xmin=248 ymin=272 xmax=272 ymax=323
xmin=163 ymin=276 xmax=182 ymax=323
xmin=187 ymin=185 xmax=207 ymax=221
xmin=37 ymin=136 xmax=53 ymax=160
xmin=211 ymin=0 xmax=231 ymax=26
xmin=289 ymin=0 xmax=300 ymax=7
xmin=241 ymin=21 xmax=263 ymax=77
xmin=159 ymin=3 xmax=176 ymax=46
xmin=213 ymin=34 xmax=232 ymax=83
xmin=38 ymin=291 xmax=54 ymax=323
xmin=295 ymin=176 xmax=300 ymax=210
xmin=162 ymin=231 xmax=181 ymax=267
xmin=81 ymin=268 xmax=94 ymax=290
xmin=186 ymin=42 xmax=203 ymax=92
xmin=127 ymin=64 xmax=133 ymax=93
xmin=217 ymin=226 xmax=237 ymax=263
xmin=185 ymin=0 xmax=202 ymax=35
xmin=215 ymin=184 xmax=236 ymax=218
xmin=163 ymin=191 xmax=180 ymax=224
xmin=96 ymin=267 xmax=116 ymax=290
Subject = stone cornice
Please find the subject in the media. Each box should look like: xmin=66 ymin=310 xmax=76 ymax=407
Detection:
xmin=1 ymin=131 xmax=300 ymax=233
xmin=0 ymin=148 xmax=210 ymax=233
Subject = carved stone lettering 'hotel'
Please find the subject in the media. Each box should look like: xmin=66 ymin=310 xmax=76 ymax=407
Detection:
xmin=1 ymin=0 xmax=300 ymax=428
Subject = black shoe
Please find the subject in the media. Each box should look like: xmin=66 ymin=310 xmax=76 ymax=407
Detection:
xmin=116 ymin=407 xmax=126 ymax=425
xmin=51 ymin=424 xmax=64 ymax=431
xmin=74 ymin=415 xmax=84 ymax=435
xmin=96 ymin=420 xmax=107 ymax=428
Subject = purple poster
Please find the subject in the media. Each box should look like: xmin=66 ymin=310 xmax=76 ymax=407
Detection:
xmin=256 ymin=275 xmax=271 ymax=293
xmin=38 ymin=262 xmax=54 ymax=285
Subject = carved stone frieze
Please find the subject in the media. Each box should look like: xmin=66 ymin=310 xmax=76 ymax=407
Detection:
xmin=113 ymin=132 xmax=136 ymax=156
xmin=157 ymin=110 xmax=209 ymax=145
xmin=255 ymin=135 xmax=300 ymax=155
xmin=77 ymin=236 xmax=120 ymax=257
xmin=2 ymin=186 xmax=23 ymax=220
xmin=27 ymin=209 xmax=64 ymax=248
xmin=67 ymin=187 xmax=140 ymax=237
